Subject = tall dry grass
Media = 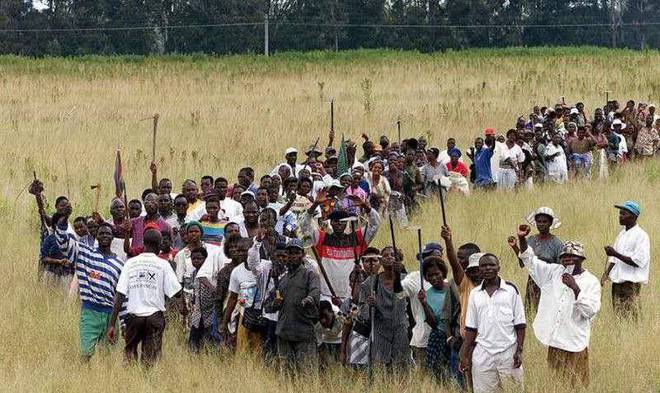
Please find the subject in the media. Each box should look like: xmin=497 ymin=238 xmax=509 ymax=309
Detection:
xmin=0 ymin=48 xmax=658 ymax=392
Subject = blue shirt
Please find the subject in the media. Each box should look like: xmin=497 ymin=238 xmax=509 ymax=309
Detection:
xmin=40 ymin=233 xmax=73 ymax=276
xmin=55 ymin=223 xmax=124 ymax=314
xmin=474 ymin=147 xmax=494 ymax=185
xmin=427 ymin=287 xmax=447 ymax=331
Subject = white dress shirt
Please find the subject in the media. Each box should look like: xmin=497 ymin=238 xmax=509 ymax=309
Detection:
xmin=465 ymin=277 xmax=526 ymax=355
xmin=519 ymin=247 xmax=601 ymax=352
xmin=185 ymin=198 xmax=243 ymax=223
xmin=608 ymin=225 xmax=651 ymax=284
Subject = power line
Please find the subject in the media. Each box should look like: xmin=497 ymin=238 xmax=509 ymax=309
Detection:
xmin=1 ymin=21 xmax=660 ymax=33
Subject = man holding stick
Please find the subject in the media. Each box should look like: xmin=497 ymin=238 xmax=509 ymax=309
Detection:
xmin=299 ymin=190 xmax=381 ymax=300
xmin=54 ymin=207 xmax=124 ymax=359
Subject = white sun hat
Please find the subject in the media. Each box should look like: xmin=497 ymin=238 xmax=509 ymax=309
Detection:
xmin=525 ymin=206 xmax=561 ymax=230
xmin=611 ymin=119 xmax=627 ymax=130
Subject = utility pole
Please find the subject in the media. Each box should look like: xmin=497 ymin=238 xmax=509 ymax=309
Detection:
xmin=264 ymin=13 xmax=269 ymax=57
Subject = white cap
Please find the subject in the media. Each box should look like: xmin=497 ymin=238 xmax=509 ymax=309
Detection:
xmin=570 ymin=108 xmax=579 ymax=115
xmin=467 ymin=252 xmax=486 ymax=269
xmin=649 ymin=103 xmax=656 ymax=108
xmin=328 ymin=179 xmax=344 ymax=189
xmin=285 ymin=147 xmax=298 ymax=155
xmin=534 ymin=123 xmax=543 ymax=128
xmin=240 ymin=190 xmax=255 ymax=199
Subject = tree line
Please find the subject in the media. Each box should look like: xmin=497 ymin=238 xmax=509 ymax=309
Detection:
xmin=0 ymin=0 xmax=658 ymax=56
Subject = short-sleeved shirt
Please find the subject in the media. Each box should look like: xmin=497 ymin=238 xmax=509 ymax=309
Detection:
xmin=40 ymin=233 xmax=73 ymax=276
xmin=116 ymin=252 xmax=182 ymax=317
xmin=608 ymin=225 xmax=651 ymax=284
xmin=130 ymin=217 xmax=172 ymax=249
xmin=465 ymin=277 xmax=526 ymax=355
xmin=427 ymin=287 xmax=447 ymax=331
xmin=228 ymin=264 xmax=257 ymax=309
xmin=527 ymin=235 xmax=563 ymax=264
xmin=458 ymin=278 xmax=477 ymax=338
xmin=200 ymin=220 xmax=227 ymax=245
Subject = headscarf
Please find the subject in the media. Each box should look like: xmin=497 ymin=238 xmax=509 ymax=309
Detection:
xmin=448 ymin=148 xmax=462 ymax=158
xmin=185 ymin=221 xmax=204 ymax=235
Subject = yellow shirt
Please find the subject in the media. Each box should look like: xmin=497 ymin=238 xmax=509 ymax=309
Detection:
xmin=459 ymin=278 xmax=476 ymax=338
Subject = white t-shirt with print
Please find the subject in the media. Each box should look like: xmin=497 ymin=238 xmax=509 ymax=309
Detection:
xmin=116 ymin=253 xmax=182 ymax=317
xmin=228 ymin=264 xmax=257 ymax=309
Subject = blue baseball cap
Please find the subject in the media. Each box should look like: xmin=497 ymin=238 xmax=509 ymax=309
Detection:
xmin=614 ymin=200 xmax=641 ymax=217
xmin=417 ymin=242 xmax=444 ymax=259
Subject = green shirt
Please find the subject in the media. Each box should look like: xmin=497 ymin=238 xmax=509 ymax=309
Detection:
xmin=427 ymin=287 xmax=447 ymax=332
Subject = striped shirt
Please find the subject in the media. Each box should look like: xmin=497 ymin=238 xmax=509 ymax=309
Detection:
xmin=200 ymin=220 xmax=227 ymax=245
xmin=56 ymin=223 xmax=124 ymax=314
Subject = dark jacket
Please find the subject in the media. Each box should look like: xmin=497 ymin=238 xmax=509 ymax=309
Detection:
xmin=265 ymin=264 xmax=320 ymax=342
xmin=439 ymin=279 xmax=462 ymax=350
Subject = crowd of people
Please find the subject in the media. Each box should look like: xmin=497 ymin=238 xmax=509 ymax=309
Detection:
xmin=29 ymin=98 xmax=654 ymax=392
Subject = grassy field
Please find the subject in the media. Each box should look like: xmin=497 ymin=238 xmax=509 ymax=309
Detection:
xmin=0 ymin=48 xmax=658 ymax=392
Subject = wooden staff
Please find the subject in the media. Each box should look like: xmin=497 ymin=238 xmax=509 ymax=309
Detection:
xmin=438 ymin=181 xmax=447 ymax=226
xmin=368 ymin=254 xmax=376 ymax=385
xmin=33 ymin=171 xmax=46 ymax=234
xmin=310 ymin=246 xmax=338 ymax=299
xmin=604 ymin=91 xmax=611 ymax=107
xmin=63 ymin=154 xmax=71 ymax=198
xmin=152 ymin=113 xmax=159 ymax=163
xmin=330 ymin=98 xmax=334 ymax=134
xmin=389 ymin=215 xmax=402 ymax=292
xmin=91 ymin=184 xmax=101 ymax=213
xmin=417 ymin=227 xmax=423 ymax=289
xmin=397 ymin=119 xmax=401 ymax=145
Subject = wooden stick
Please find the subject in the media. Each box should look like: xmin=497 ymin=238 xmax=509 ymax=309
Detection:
xmin=368 ymin=256 xmax=376 ymax=385
xmin=63 ymin=155 xmax=71 ymax=198
xmin=152 ymin=113 xmax=159 ymax=163
xmin=397 ymin=119 xmax=401 ymax=145
xmin=389 ymin=215 xmax=402 ymax=293
xmin=438 ymin=182 xmax=447 ymax=226
xmin=330 ymin=98 xmax=334 ymax=134
xmin=417 ymin=228 xmax=423 ymax=289
xmin=310 ymin=246 xmax=338 ymax=299
xmin=91 ymin=184 xmax=101 ymax=213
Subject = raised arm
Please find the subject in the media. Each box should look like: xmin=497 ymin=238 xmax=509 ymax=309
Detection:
xmin=361 ymin=202 xmax=381 ymax=245
xmin=300 ymin=190 xmax=326 ymax=246
xmin=441 ymin=225 xmax=463 ymax=285
xmin=150 ymin=161 xmax=159 ymax=193
xmin=53 ymin=210 xmax=78 ymax=261
xmin=247 ymin=236 xmax=268 ymax=276
xmin=516 ymin=225 xmax=557 ymax=287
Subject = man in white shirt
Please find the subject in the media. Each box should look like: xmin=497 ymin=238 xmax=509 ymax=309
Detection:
xmin=185 ymin=178 xmax=244 ymax=223
xmin=460 ymin=254 xmax=526 ymax=393
xmin=515 ymin=226 xmax=600 ymax=387
xmin=602 ymin=201 xmax=650 ymax=321
xmin=438 ymin=137 xmax=465 ymax=166
xmin=108 ymin=229 xmax=182 ymax=366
